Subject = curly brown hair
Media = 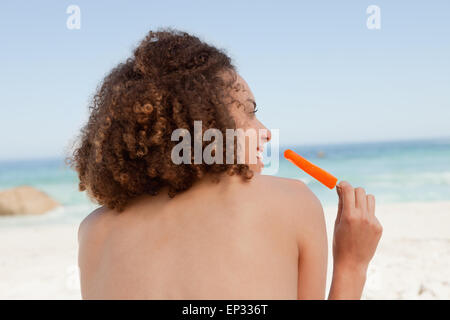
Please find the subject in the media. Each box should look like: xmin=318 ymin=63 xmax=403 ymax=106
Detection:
xmin=68 ymin=28 xmax=253 ymax=211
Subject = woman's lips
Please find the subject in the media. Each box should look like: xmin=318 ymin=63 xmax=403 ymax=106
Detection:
xmin=256 ymin=147 xmax=264 ymax=165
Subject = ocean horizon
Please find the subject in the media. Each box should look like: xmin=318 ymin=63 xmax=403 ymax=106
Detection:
xmin=1 ymin=137 xmax=449 ymax=226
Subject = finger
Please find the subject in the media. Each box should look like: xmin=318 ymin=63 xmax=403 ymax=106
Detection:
xmin=336 ymin=184 xmax=343 ymax=224
xmin=338 ymin=181 xmax=355 ymax=215
xmin=355 ymin=187 xmax=367 ymax=211
xmin=367 ymin=194 xmax=375 ymax=216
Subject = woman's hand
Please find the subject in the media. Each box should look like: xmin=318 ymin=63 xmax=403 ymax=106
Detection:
xmin=333 ymin=181 xmax=382 ymax=271
xmin=328 ymin=181 xmax=383 ymax=299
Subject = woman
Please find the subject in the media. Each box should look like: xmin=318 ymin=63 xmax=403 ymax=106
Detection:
xmin=70 ymin=29 xmax=382 ymax=299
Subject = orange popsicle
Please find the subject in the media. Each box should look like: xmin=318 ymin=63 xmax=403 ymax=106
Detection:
xmin=284 ymin=149 xmax=338 ymax=189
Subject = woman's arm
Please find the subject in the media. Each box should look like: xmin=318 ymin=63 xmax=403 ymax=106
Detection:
xmin=294 ymin=184 xmax=328 ymax=299
xmin=328 ymin=264 xmax=367 ymax=300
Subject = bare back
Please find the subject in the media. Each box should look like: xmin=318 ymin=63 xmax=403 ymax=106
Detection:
xmin=78 ymin=174 xmax=327 ymax=299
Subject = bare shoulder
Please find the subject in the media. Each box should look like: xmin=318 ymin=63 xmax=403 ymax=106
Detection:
xmin=250 ymin=174 xmax=324 ymax=215
xmin=78 ymin=206 xmax=112 ymax=245
xmin=247 ymin=174 xmax=326 ymax=238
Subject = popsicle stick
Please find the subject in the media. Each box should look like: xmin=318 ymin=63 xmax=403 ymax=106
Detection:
xmin=284 ymin=149 xmax=338 ymax=189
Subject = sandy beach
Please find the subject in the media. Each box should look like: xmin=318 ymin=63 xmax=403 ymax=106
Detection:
xmin=324 ymin=201 xmax=450 ymax=299
xmin=0 ymin=201 xmax=449 ymax=300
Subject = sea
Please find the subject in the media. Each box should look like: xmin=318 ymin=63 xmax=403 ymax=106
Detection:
xmin=1 ymin=138 xmax=449 ymax=227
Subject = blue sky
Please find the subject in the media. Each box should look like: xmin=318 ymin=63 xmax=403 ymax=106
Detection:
xmin=0 ymin=0 xmax=449 ymax=160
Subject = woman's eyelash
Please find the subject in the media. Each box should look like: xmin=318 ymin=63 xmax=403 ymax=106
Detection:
xmin=250 ymin=102 xmax=258 ymax=114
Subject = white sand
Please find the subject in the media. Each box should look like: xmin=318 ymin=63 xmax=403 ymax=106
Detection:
xmin=0 ymin=201 xmax=449 ymax=299
xmin=324 ymin=202 xmax=450 ymax=299
xmin=0 ymin=224 xmax=81 ymax=299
